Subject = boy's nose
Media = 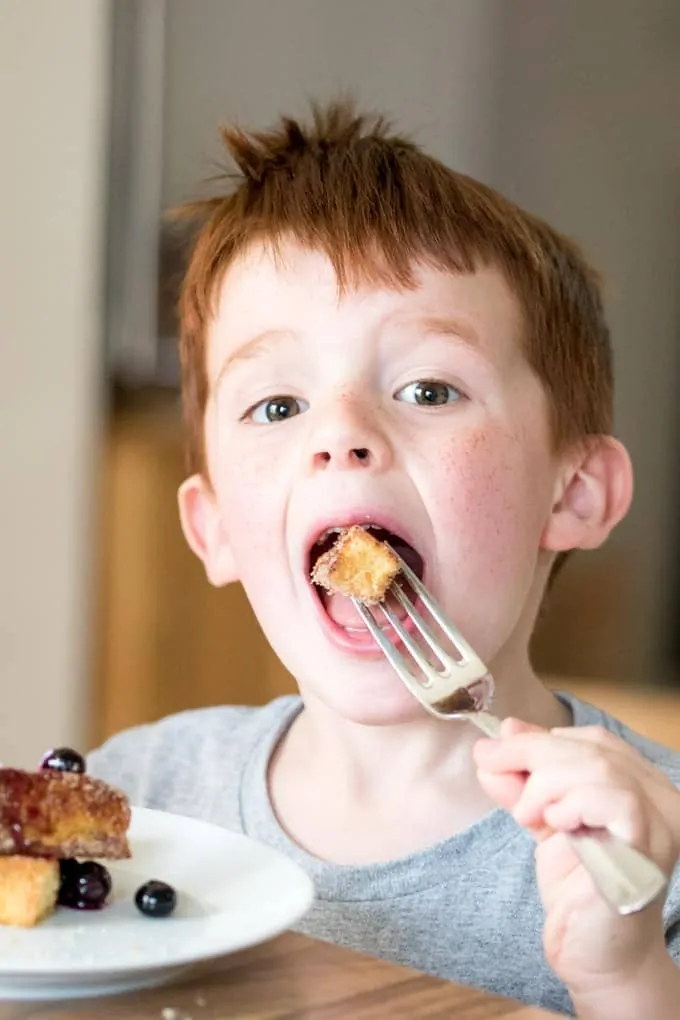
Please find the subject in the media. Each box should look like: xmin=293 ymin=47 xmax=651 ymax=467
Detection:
xmin=307 ymin=398 xmax=393 ymax=474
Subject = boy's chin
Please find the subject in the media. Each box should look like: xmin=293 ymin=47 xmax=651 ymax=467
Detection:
xmin=300 ymin=677 xmax=431 ymax=727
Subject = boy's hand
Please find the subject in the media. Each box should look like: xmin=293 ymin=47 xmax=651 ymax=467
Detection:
xmin=473 ymin=719 xmax=680 ymax=1010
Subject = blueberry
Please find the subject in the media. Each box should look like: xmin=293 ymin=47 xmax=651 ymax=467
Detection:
xmin=58 ymin=860 xmax=111 ymax=910
xmin=40 ymin=748 xmax=86 ymax=774
xmin=58 ymin=858 xmax=81 ymax=885
xmin=135 ymin=880 xmax=177 ymax=918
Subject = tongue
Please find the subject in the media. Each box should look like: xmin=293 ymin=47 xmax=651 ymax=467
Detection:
xmin=323 ymin=592 xmax=365 ymax=628
xmin=322 ymin=590 xmax=407 ymax=629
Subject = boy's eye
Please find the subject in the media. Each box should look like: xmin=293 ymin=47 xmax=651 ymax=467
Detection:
xmin=394 ymin=379 xmax=462 ymax=406
xmin=247 ymin=395 xmax=309 ymax=424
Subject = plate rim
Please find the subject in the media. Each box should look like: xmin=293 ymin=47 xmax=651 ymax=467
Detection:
xmin=0 ymin=806 xmax=315 ymax=978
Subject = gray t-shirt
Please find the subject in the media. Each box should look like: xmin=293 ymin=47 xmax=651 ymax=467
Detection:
xmin=87 ymin=692 xmax=680 ymax=1016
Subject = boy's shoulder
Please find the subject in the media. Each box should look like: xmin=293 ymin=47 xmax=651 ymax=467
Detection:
xmin=558 ymin=689 xmax=680 ymax=785
xmin=87 ymin=695 xmax=302 ymax=814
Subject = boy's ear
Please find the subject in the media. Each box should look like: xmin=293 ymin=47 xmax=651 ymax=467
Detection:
xmin=177 ymin=475 xmax=237 ymax=586
xmin=541 ymin=437 xmax=633 ymax=553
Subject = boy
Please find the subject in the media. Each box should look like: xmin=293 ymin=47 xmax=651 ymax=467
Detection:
xmin=89 ymin=103 xmax=680 ymax=1018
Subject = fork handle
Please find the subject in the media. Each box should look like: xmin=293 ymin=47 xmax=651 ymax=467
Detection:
xmin=469 ymin=713 xmax=667 ymax=914
xmin=566 ymin=831 xmax=667 ymax=914
xmin=472 ymin=712 xmax=503 ymax=738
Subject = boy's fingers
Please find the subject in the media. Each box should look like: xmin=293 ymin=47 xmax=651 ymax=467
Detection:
xmin=541 ymin=785 xmax=651 ymax=848
xmin=544 ymin=788 xmax=678 ymax=872
xmin=474 ymin=731 xmax=580 ymax=772
xmin=551 ymin=725 xmax=665 ymax=782
xmin=473 ymin=729 xmax=637 ymax=777
xmin=476 ymin=725 xmax=673 ymax=821
xmin=510 ymin=762 xmax=643 ymax=827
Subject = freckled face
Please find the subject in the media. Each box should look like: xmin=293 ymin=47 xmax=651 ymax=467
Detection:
xmin=200 ymin=243 xmax=559 ymax=722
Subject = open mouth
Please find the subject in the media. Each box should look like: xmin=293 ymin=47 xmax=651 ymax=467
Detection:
xmin=308 ymin=523 xmax=425 ymax=636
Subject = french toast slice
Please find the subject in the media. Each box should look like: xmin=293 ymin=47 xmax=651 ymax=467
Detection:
xmin=0 ymin=768 xmax=131 ymax=860
xmin=311 ymin=526 xmax=400 ymax=604
xmin=0 ymin=856 xmax=59 ymax=927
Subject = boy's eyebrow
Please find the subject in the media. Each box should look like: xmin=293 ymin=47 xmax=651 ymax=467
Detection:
xmin=213 ymin=329 xmax=294 ymax=390
xmin=212 ymin=314 xmax=481 ymax=392
xmin=411 ymin=315 xmax=481 ymax=348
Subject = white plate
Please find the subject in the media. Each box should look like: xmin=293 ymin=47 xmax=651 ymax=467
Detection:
xmin=0 ymin=807 xmax=314 ymax=1000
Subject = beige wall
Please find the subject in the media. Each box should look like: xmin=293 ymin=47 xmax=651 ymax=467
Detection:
xmin=0 ymin=1 xmax=110 ymax=766
xmin=492 ymin=0 xmax=680 ymax=679
xmin=162 ymin=0 xmax=503 ymax=206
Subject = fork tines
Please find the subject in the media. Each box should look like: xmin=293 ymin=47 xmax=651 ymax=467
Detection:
xmin=351 ymin=549 xmax=491 ymax=694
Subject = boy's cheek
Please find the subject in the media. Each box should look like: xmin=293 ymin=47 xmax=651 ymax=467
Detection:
xmin=417 ymin=438 xmax=553 ymax=655
xmin=426 ymin=437 xmax=551 ymax=566
xmin=209 ymin=462 xmax=281 ymax=566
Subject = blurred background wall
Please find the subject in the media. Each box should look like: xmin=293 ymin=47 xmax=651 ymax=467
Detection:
xmin=490 ymin=1 xmax=680 ymax=685
xmin=1 ymin=0 xmax=679 ymax=765
xmin=0 ymin=1 xmax=110 ymax=766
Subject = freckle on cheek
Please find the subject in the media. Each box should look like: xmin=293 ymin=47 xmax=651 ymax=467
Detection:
xmin=435 ymin=434 xmax=531 ymax=548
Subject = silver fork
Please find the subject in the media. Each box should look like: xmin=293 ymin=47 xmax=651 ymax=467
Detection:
xmin=351 ymin=552 xmax=668 ymax=916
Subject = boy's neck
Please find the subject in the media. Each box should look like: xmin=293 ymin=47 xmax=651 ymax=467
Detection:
xmin=292 ymin=666 xmax=567 ymax=787
xmin=266 ymin=666 xmax=570 ymax=864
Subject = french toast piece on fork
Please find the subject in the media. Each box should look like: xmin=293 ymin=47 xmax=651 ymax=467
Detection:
xmin=311 ymin=525 xmax=400 ymax=603
xmin=351 ymin=546 xmax=668 ymax=917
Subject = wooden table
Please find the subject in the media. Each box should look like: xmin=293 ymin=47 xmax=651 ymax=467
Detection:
xmin=0 ymin=932 xmax=560 ymax=1019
